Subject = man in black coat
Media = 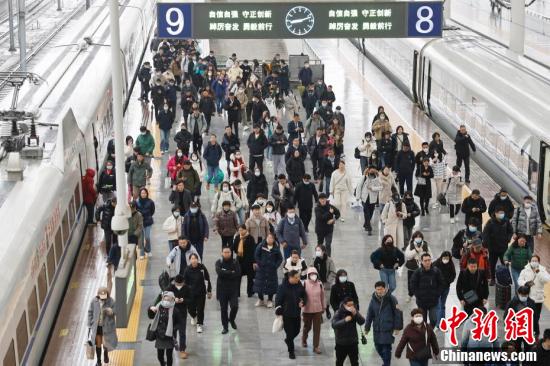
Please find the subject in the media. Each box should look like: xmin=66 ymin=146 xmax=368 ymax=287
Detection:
xmin=95 ymin=198 xmax=117 ymax=255
xmin=138 ymin=61 xmax=152 ymax=102
xmin=293 ymin=174 xmax=318 ymax=232
xmin=487 ymin=188 xmax=515 ymax=220
xmin=285 ymin=137 xmax=308 ymax=162
xmin=456 ymin=258 xmax=489 ymax=315
xmin=251 ymin=97 xmax=268 ymax=125
xmin=215 ymin=247 xmax=242 ymax=334
xmin=410 ymin=253 xmax=444 ymax=326
xmin=461 ymin=189 xmax=487 ymax=231
xmin=150 ymin=79 xmax=166 ymax=121
xmin=221 ymin=126 xmax=240 ymax=175
xmin=482 ymin=206 xmax=514 ymax=285
xmin=454 ymin=124 xmax=476 ymax=183
xmin=307 ymin=128 xmax=328 ymax=182
xmin=246 ymin=169 xmax=268 ymax=206
xmin=246 ymin=125 xmax=269 ymax=173
xmin=394 ymin=142 xmax=415 ymax=195
xmin=98 ymin=161 xmax=116 ymax=201
xmin=167 ymin=275 xmax=191 ymax=358
xmin=223 ymin=92 xmax=242 ymax=135
xmin=331 ymin=297 xmax=365 ymax=366
xmin=275 ymin=270 xmax=307 ymax=359
xmin=314 ymin=193 xmax=340 ymax=256
xmin=272 ymin=174 xmax=295 ymax=216
xmin=301 ymin=84 xmax=317 ymax=119
xmin=169 ymin=180 xmax=193 ymax=215
xmin=318 ymin=148 xmax=339 ymax=196
xmin=174 ymin=123 xmax=192 ymax=156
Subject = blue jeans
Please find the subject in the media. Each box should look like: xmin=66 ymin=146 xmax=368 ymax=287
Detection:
xmin=193 ymin=241 xmax=204 ymax=259
xmin=374 ymin=343 xmax=392 ymax=366
xmin=141 ymin=225 xmax=152 ymax=256
xmin=437 ymin=287 xmax=450 ymax=327
xmin=379 ymin=268 xmax=396 ymax=293
xmin=206 ymin=164 xmax=218 ymax=186
xmin=215 ymin=96 xmax=224 ymax=114
xmin=160 ymin=128 xmax=171 ymax=152
xmin=236 ymin=207 xmax=245 ymax=224
xmin=410 ymin=360 xmax=428 ymax=366
xmin=324 ymin=176 xmax=331 ymax=196
xmin=265 ymin=145 xmax=272 ymax=160
xmin=511 ymin=267 xmax=521 ymax=292
xmin=283 ymin=245 xmax=301 ymax=259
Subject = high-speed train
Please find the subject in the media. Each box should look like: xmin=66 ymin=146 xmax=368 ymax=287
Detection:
xmin=350 ymin=33 xmax=550 ymax=221
xmin=0 ymin=0 xmax=155 ymax=364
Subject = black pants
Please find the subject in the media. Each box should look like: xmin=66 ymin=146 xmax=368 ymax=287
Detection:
xmin=219 ymin=292 xmax=239 ymax=330
xmin=398 ymin=174 xmax=413 ymax=195
xmin=103 ymin=228 xmax=113 ymax=255
xmin=311 ymin=157 xmax=320 ymax=180
xmin=420 ymin=197 xmax=429 ymax=214
xmin=245 ymin=102 xmax=253 ymax=122
xmin=192 ymin=136 xmax=202 ymax=155
xmin=204 ymin=114 xmax=212 ymax=133
xmin=242 ymin=272 xmax=255 ymax=296
xmin=362 ymin=201 xmax=376 ymax=230
xmin=298 ymin=207 xmax=312 ymax=231
xmin=534 ymin=302 xmax=542 ymax=337
xmin=140 ymin=81 xmax=150 ymax=101
xmin=188 ymin=295 xmax=206 ymax=325
xmin=85 ymin=203 xmax=95 ymax=224
xmin=317 ymin=231 xmax=334 ymax=256
xmin=407 ymin=270 xmax=415 ymax=297
xmin=229 ymin=119 xmax=239 ymax=136
xmin=221 ymin=235 xmax=233 ymax=248
xmin=153 ymin=103 xmax=162 ymax=121
xmin=335 ymin=343 xmax=359 ymax=366
xmin=157 ymin=348 xmax=173 ymax=366
xmin=449 ymin=204 xmax=461 ymax=218
xmin=249 ymin=155 xmax=264 ymax=173
xmin=488 ymin=251 xmax=505 ymax=280
xmin=283 ymin=316 xmax=301 ymax=352
xmin=457 ymin=155 xmax=471 ymax=181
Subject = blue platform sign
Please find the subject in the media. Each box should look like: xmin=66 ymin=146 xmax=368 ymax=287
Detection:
xmin=156 ymin=1 xmax=443 ymax=39
xmin=407 ymin=2 xmax=443 ymax=37
xmin=157 ymin=3 xmax=193 ymax=39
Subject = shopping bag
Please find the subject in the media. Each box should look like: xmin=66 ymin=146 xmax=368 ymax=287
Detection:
xmin=164 ymin=176 xmax=172 ymax=189
xmin=272 ymin=315 xmax=284 ymax=333
xmin=85 ymin=328 xmax=94 ymax=359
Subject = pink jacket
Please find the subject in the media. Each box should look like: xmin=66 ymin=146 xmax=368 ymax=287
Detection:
xmin=167 ymin=155 xmax=188 ymax=180
xmin=302 ymin=267 xmax=325 ymax=314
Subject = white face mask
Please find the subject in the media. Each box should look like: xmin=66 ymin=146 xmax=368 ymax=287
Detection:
xmin=519 ymin=296 xmax=528 ymax=302
xmin=173 ymin=212 xmax=180 ymax=218
xmin=161 ymin=300 xmax=172 ymax=308
xmin=287 ymin=213 xmax=296 ymax=219
xmin=254 ymin=171 xmax=260 ymax=176
xmin=321 ymin=103 xmax=328 ymax=107
xmin=531 ymin=261 xmax=539 ymax=269
xmin=413 ymin=316 xmax=424 ymax=324
xmin=339 ymin=276 xmax=347 ymax=283
xmin=315 ymin=250 xmax=322 ymax=257
xmin=266 ymin=206 xmax=273 ymax=213
xmin=344 ymin=306 xmax=354 ymax=312
xmin=309 ymin=274 xmax=318 ymax=281
xmin=190 ymin=208 xmax=198 ymax=214
xmin=442 ymin=258 xmax=450 ymax=264
xmin=177 ymin=152 xmax=183 ymax=157
xmin=175 ymin=285 xmax=183 ymax=290
xmin=423 ymin=148 xmax=428 ymax=153
xmin=222 ymin=187 xmax=229 ymax=192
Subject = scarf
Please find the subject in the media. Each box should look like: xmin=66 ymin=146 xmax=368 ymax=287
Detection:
xmin=150 ymin=291 xmax=175 ymax=337
xmin=316 ymin=255 xmax=328 ymax=283
xmin=237 ymin=236 xmax=245 ymax=257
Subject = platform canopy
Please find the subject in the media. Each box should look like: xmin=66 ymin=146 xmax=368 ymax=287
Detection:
xmin=156 ymin=1 xmax=443 ymax=39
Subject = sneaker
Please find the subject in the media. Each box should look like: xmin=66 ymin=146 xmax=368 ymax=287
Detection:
xmin=179 ymin=351 xmax=189 ymax=359
xmin=197 ymin=325 xmax=203 ymax=333
xmin=289 ymin=351 xmax=296 ymax=359
xmin=191 ymin=317 xmax=197 ymax=325
xmin=255 ymin=300 xmax=265 ymax=307
xmin=266 ymin=300 xmax=273 ymax=308
xmin=325 ymin=308 xmax=332 ymax=319
xmin=406 ymin=296 xmax=412 ymax=303
xmin=314 ymin=347 xmax=322 ymax=354
xmin=229 ymin=320 xmax=237 ymax=329
xmin=139 ymin=256 xmax=145 ymax=260
xmin=450 ymin=218 xmax=455 ymax=224
xmin=161 ymin=151 xmax=165 ymax=155
xmin=221 ymin=328 xmax=229 ymax=334
xmin=147 ymin=252 xmax=153 ymax=258
xmin=340 ymin=218 xmax=345 ymax=222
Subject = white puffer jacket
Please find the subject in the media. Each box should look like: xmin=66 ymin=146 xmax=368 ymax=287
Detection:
xmin=518 ymin=263 xmax=550 ymax=303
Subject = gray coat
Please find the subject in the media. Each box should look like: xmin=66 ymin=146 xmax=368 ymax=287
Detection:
xmin=166 ymin=244 xmax=200 ymax=276
xmin=188 ymin=113 xmax=206 ymax=135
xmin=444 ymin=174 xmax=464 ymax=205
xmin=355 ymin=175 xmax=382 ymax=204
xmin=512 ymin=206 xmax=542 ymax=236
xmin=87 ymin=297 xmax=118 ymax=351
xmin=276 ymin=217 xmax=308 ymax=249
xmin=127 ymin=160 xmax=153 ymax=187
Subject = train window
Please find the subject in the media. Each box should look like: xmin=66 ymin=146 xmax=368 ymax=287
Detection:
xmin=54 ymin=229 xmax=62 ymax=265
xmin=37 ymin=265 xmax=47 ymax=307
xmin=27 ymin=288 xmax=39 ymax=335
xmin=2 ymin=339 xmax=15 ymax=366
xmin=74 ymin=183 xmax=81 ymax=211
xmin=15 ymin=311 xmax=28 ymax=365
xmin=68 ymin=201 xmax=75 ymax=228
xmin=62 ymin=211 xmax=69 ymax=246
xmin=538 ymin=142 xmax=550 ymax=225
xmin=46 ymin=246 xmax=56 ymax=286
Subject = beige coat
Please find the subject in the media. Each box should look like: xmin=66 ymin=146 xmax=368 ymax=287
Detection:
xmin=381 ymin=202 xmax=408 ymax=248
xmin=245 ymin=216 xmax=270 ymax=243
xmin=378 ymin=172 xmax=398 ymax=204
xmin=372 ymin=119 xmax=392 ymax=140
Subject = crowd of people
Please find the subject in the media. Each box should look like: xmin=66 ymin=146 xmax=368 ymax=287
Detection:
xmin=81 ymin=38 xmax=550 ymax=366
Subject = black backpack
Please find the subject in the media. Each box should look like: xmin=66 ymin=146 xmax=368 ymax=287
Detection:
xmin=354 ymin=146 xmax=361 ymax=159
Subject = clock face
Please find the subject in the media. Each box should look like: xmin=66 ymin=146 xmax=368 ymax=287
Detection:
xmin=285 ymin=6 xmax=315 ymax=36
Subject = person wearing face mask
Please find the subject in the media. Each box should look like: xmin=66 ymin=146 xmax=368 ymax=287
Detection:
xmin=215 ymin=247 xmax=241 ymax=334
xmin=283 ymin=250 xmax=308 ymax=281
xmin=460 ymin=239 xmax=491 ymax=277
xmin=402 ymin=191 xmax=420 ymax=246
xmin=445 ymin=166 xmax=465 ymax=223
xmin=253 ymin=233 xmax=283 ymax=305
xmin=318 ymin=148 xmax=340 ymax=196
xmin=305 ymin=111 xmax=325 ymax=139
xmin=214 ymin=201 xmax=239 ymax=249
xmin=293 ymin=174 xmax=319 ymax=232
xmin=148 ymin=291 xmax=185 ymax=365
xmin=391 ymin=125 xmax=410 ymax=154
xmin=263 ymin=200 xmax=282 ymax=232
xmin=169 ymin=180 xmax=193 ymax=216
xmin=365 ymin=281 xmax=403 ymax=366
xmin=247 ymin=124 xmax=269 ymax=173
xmin=166 ymin=148 xmax=187 ymax=184
xmin=166 ymin=236 xmax=200 ymax=277
xmin=378 ymin=166 xmax=398 ymax=213
xmin=395 ymin=308 xmax=439 ymax=364
xmin=211 ymin=181 xmax=241 ymax=214
xmin=162 ymin=275 xmax=190 ymax=359
xmin=231 ymin=179 xmax=248 ymax=224
xmin=372 ymin=106 xmax=388 ymax=123
xmin=332 ymin=297 xmax=366 ymax=366
xmin=356 ymin=166 xmax=383 ymax=234
xmin=430 ymin=150 xmax=446 ymax=209
xmin=136 ymin=126 xmax=156 ymax=164
xmin=162 ymin=206 xmax=184 ymax=251
xmin=314 ymin=193 xmax=340 ymax=256
xmin=286 ymin=150 xmax=306 ymax=187
xmin=518 ymin=254 xmax=550 ymax=338
xmin=198 ymin=89 xmax=215 ymax=133
xmin=404 ymin=231 xmax=432 ymax=303
xmin=307 ymin=127 xmax=328 ymax=182
xmin=269 ymin=123 xmax=288 ymax=177
xmin=188 ymin=153 xmax=204 ymax=199
xmin=461 ymin=189 xmax=487 ymax=232
xmin=176 ymin=161 xmax=200 ymax=201
xmin=246 ymin=169 xmax=268 ymax=207
xmin=222 ymin=127 xmax=241 ymax=176
xmin=504 ymin=286 xmax=536 ymax=350
xmin=381 ymin=192 xmax=408 ymax=249
xmin=127 ymin=151 xmax=153 ymax=200
xmin=187 ymin=104 xmax=207 ymax=153
xmin=300 ymin=267 xmax=325 ymax=354
xmin=138 ymin=61 xmax=152 ymax=102
xmin=372 ymin=113 xmax=391 ymax=142
xmin=212 ymin=75 xmax=228 ymax=116
xmin=298 ymin=61 xmax=313 ymax=87
xmin=151 ymin=77 xmax=166 ymax=121
xmin=414 ymin=142 xmax=430 ymax=172
xmin=504 ymin=234 xmax=533 ymax=292
xmin=231 ymin=225 xmax=256 ymax=297
xmin=394 ymin=142 xmax=416 ymax=195
xmin=183 ymin=253 xmax=212 ymax=333
xmin=410 ymin=253 xmax=444 ymax=326
xmin=456 ymin=258 xmax=489 ymax=315
xmin=428 ymin=132 xmax=446 ymax=157
xmin=313 ymin=245 xmax=336 ymax=319
xmin=414 ymin=158 xmax=434 ymax=216
xmin=277 ymin=207 xmax=308 ymax=259
xmin=330 ymin=270 xmax=359 ymax=312
xmin=370 ymin=235 xmax=405 ymax=294
xmin=98 ymin=161 xmax=116 ymax=203
xmin=173 ymin=123 xmax=192 ymax=156
xmin=245 ymin=204 xmax=269 ymax=244
xmin=87 ymin=287 xmax=117 ymax=366
xmin=451 ymin=218 xmax=482 ymax=260
xmin=182 ymin=202 xmax=209 ymax=259
xmin=287 ymin=113 xmax=304 ymax=145
xmin=432 ymin=251 xmax=456 ymax=326
xmin=454 ymin=124 xmax=476 ymax=183
xmin=329 ymin=160 xmax=353 ymax=222
xmin=224 ymin=92 xmax=242 ymax=135
xmin=488 ymin=188 xmax=514 ymax=220
xmin=271 ymin=174 xmax=295 ymax=216
xmin=512 ymin=195 xmax=542 ymax=252
xmin=378 ymin=131 xmax=395 ymax=169
xmin=301 ymin=84 xmax=318 ymax=119
xmin=358 ymin=132 xmax=377 ymax=173
xmin=482 ymin=207 xmax=514 ymax=286
xmin=136 ymin=188 xmax=155 ymax=259
xmin=317 ymin=99 xmax=333 ymax=125
xmin=203 ymin=134 xmax=223 ymax=191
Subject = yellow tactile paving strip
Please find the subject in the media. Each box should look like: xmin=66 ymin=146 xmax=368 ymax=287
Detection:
xmin=108 ymin=349 xmax=135 ymax=365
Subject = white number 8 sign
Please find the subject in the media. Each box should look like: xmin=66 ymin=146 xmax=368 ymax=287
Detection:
xmin=166 ymin=7 xmax=184 ymax=36
xmin=415 ymin=5 xmax=434 ymax=34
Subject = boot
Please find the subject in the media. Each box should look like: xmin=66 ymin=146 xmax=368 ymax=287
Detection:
xmin=325 ymin=306 xmax=331 ymax=320
xmin=103 ymin=347 xmax=109 ymax=364
xmin=95 ymin=347 xmax=102 ymax=366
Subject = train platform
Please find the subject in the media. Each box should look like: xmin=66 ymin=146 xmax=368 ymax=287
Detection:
xmin=37 ymin=35 xmax=550 ymax=365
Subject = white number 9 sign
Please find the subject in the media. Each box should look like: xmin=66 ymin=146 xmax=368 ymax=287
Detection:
xmin=166 ymin=7 xmax=184 ymax=36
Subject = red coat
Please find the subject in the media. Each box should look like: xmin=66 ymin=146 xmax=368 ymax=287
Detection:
xmin=460 ymin=247 xmax=491 ymax=279
xmin=167 ymin=155 xmax=188 ymax=180
xmin=82 ymin=169 xmax=97 ymax=205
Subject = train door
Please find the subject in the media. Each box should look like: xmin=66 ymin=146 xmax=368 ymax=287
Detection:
xmin=537 ymin=141 xmax=549 ymax=226
xmin=412 ymin=51 xmax=419 ymax=104
xmin=92 ymin=122 xmax=99 ymax=173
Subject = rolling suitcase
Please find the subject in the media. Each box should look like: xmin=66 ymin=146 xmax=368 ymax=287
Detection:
xmin=495 ymin=282 xmax=511 ymax=309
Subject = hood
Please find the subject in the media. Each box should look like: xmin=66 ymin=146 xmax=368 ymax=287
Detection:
xmin=306 ymin=266 xmax=318 ymax=277
xmin=85 ymin=168 xmax=95 ymax=178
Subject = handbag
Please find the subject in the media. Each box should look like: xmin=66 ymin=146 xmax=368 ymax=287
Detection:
xmin=437 ymin=179 xmax=452 ymax=206
xmin=272 ymin=315 xmax=284 ymax=333
xmin=416 ymin=177 xmax=426 ymax=186
xmin=146 ymin=323 xmax=157 ymax=341
xmin=463 ymin=290 xmax=479 ymax=305
xmin=85 ymin=328 xmax=94 ymax=359
xmin=164 ymin=176 xmax=172 ymax=189
xmin=360 ymin=329 xmax=368 ymax=345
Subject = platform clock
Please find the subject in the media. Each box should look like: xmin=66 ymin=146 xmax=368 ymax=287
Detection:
xmin=285 ymin=6 xmax=315 ymax=36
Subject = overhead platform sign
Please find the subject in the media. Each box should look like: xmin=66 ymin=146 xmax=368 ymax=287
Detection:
xmin=156 ymin=1 xmax=443 ymax=39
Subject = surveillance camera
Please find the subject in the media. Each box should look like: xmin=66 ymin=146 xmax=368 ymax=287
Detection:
xmin=111 ymin=215 xmax=129 ymax=236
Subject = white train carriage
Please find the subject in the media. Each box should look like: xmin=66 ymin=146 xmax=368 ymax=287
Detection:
xmin=0 ymin=0 xmax=155 ymax=364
